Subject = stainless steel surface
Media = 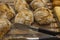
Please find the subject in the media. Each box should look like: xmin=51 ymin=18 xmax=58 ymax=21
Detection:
xmin=3 ymin=23 xmax=54 ymax=40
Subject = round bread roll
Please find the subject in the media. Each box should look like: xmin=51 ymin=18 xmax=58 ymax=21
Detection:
xmin=30 ymin=0 xmax=45 ymax=10
xmin=30 ymin=0 xmax=50 ymax=10
xmin=14 ymin=0 xmax=29 ymax=12
xmin=15 ymin=9 xmax=34 ymax=25
xmin=0 ymin=18 xmax=11 ymax=38
xmin=0 ymin=3 xmax=15 ymax=20
xmin=34 ymin=7 xmax=55 ymax=24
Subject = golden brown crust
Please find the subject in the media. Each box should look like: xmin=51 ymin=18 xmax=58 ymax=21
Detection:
xmin=30 ymin=0 xmax=50 ymax=10
xmin=34 ymin=7 xmax=55 ymax=24
xmin=30 ymin=0 xmax=45 ymax=10
xmin=0 ymin=18 xmax=11 ymax=38
xmin=53 ymin=1 xmax=60 ymax=6
xmin=14 ymin=0 xmax=29 ymax=12
xmin=0 ymin=3 xmax=15 ymax=20
xmin=15 ymin=9 xmax=34 ymax=25
xmin=52 ymin=0 xmax=60 ymax=6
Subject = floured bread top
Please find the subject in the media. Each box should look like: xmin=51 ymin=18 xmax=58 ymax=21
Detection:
xmin=0 ymin=18 xmax=11 ymax=38
xmin=30 ymin=0 xmax=45 ymax=10
xmin=0 ymin=18 xmax=11 ymax=30
xmin=34 ymin=7 xmax=55 ymax=24
xmin=0 ymin=3 xmax=15 ymax=20
xmin=30 ymin=0 xmax=51 ymax=10
xmin=14 ymin=0 xmax=29 ymax=12
xmin=15 ymin=8 xmax=34 ymax=25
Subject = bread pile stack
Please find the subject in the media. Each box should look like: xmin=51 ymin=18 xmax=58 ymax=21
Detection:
xmin=30 ymin=0 xmax=55 ymax=25
xmin=0 ymin=0 xmax=59 ymax=39
xmin=14 ymin=0 xmax=56 ymax=25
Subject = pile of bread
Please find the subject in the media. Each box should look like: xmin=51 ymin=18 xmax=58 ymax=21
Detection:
xmin=0 ymin=0 xmax=59 ymax=38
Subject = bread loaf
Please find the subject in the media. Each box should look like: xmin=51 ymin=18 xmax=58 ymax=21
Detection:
xmin=30 ymin=0 xmax=45 ymax=10
xmin=0 ymin=18 xmax=11 ymax=38
xmin=34 ymin=7 xmax=55 ymax=24
xmin=15 ymin=8 xmax=34 ymax=25
xmin=0 ymin=3 xmax=15 ymax=20
xmin=14 ymin=0 xmax=29 ymax=12
xmin=30 ymin=0 xmax=50 ymax=10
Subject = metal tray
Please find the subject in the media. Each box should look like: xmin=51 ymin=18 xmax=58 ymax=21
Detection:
xmin=38 ymin=27 xmax=60 ymax=36
xmin=2 ymin=23 xmax=59 ymax=40
xmin=31 ymin=22 xmax=60 ymax=35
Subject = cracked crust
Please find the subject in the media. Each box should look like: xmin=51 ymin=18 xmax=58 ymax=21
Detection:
xmin=15 ymin=9 xmax=34 ymax=25
xmin=0 ymin=18 xmax=11 ymax=38
xmin=14 ymin=0 xmax=29 ymax=12
xmin=30 ymin=0 xmax=50 ymax=10
xmin=0 ymin=3 xmax=15 ymax=20
xmin=34 ymin=7 xmax=55 ymax=24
